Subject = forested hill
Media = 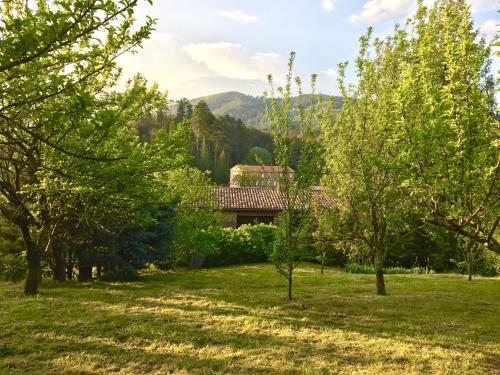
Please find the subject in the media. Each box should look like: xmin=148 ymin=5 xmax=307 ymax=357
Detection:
xmin=190 ymin=91 xmax=343 ymax=129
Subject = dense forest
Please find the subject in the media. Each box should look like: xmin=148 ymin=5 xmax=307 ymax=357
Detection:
xmin=136 ymin=98 xmax=276 ymax=184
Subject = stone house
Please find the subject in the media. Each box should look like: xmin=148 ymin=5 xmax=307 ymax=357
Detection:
xmin=213 ymin=186 xmax=334 ymax=228
xmin=229 ymin=165 xmax=295 ymax=187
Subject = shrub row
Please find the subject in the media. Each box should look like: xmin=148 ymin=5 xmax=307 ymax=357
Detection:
xmin=203 ymin=223 xmax=278 ymax=267
xmin=345 ymin=250 xmax=500 ymax=277
xmin=344 ymin=263 xmax=434 ymax=275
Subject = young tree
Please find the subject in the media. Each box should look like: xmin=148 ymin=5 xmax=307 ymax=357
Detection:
xmin=265 ymin=53 xmax=322 ymax=300
xmin=322 ymin=28 xmax=409 ymax=295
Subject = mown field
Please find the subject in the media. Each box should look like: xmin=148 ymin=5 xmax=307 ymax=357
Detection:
xmin=0 ymin=264 xmax=499 ymax=374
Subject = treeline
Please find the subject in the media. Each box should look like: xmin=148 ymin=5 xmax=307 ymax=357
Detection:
xmin=190 ymin=91 xmax=344 ymax=129
xmin=136 ymin=99 xmax=275 ymax=184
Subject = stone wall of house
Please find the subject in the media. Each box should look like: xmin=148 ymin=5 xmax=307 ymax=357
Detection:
xmin=223 ymin=212 xmax=238 ymax=228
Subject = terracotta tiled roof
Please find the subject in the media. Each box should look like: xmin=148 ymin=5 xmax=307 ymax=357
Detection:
xmin=213 ymin=187 xmax=335 ymax=211
xmin=230 ymin=164 xmax=294 ymax=173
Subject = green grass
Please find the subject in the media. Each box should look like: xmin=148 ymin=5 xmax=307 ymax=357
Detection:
xmin=0 ymin=264 xmax=499 ymax=374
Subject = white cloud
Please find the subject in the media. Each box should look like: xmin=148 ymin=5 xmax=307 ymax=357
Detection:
xmin=215 ymin=9 xmax=258 ymax=23
xmin=478 ymin=19 xmax=498 ymax=44
xmin=117 ymin=34 xmax=284 ymax=98
xmin=183 ymin=42 xmax=283 ymax=81
xmin=349 ymin=0 xmax=413 ymax=25
xmin=325 ymin=68 xmax=338 ymax=79
xmin=322 ymin=0 xmax=335 ymax=12
xmin=119 ymin=33 xmax=209 ymax=90
xmin=468 ymin=0 xmax=497 ymax=13
xmin=350 ymin=0 xmax=497 ymax=26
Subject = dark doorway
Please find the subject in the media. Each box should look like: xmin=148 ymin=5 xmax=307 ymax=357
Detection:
xmin=237 ymin=215 xmax=274 ymax=227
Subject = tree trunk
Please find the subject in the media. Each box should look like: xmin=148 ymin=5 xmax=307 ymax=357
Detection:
xmin=52 ymin=240 xmax=66 ymax=282
xmin=66 ymin=248 xmax=74 ymax=280
xmin=78 ymin=252 xmax=93 ymax=282
xmin=463 ymin=240 xmax=476 ymax=281
xmin=288 ymin=265 xmax=293 ymax=301
xmin=96 ymin=263 xmax=102 ymax=280
xmin=19 ymin=222 xmax=41 ymax=295
xmin=374 ymin=246 xmax=386 ymax=295
xmin=320 ymin=251 xmax=325 ymax=275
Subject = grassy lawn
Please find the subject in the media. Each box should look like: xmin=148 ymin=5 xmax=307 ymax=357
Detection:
xmin=0 ymin=264 xmax=499 ymax=374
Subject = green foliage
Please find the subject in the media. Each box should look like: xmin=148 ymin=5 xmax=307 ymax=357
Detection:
xmin=244 ymin=146 xmax=273 ymax=165
xmin=322 ymin=26 xmax=409 ymax=295
xmin=265 ymin=53 xmax=323 ymax=299
xmin=175 ymin=98 xmax=193 ymax=123
xmin=0 ymin=253 xmax=26 ymax=282
xmin=0 ymin=217 xmax=26 ymax=281
xmin=191 ymin=91 xmax=344 ymax=130
xmin=344 ymin=263 xmax=434 ymax=275
xmin=166 ymin=168 xmax=223 ymax=263
xmin=478 ymin=251 xmax=500 ymax=277
xmin=384 ymin=226 xmax=461 ymax=272
xmin=189 ymin=101 xmax=274 ymax=184
xmin=204 ymin=223 xmax=278 ymax=267
xmin=135 ymin=98 xmax=277 ymax=184
xmin=0 ymin=0 xmax=167 ymax=294
xmin=451 ymin=250 xmax=500 ymax=277
xmin=98 ymin=204 xmax=177 ymax=281
xmin=391 ymin=0 xmax=499 ymax=253
xmin=322 ymin=0 xmax=498 ymax=293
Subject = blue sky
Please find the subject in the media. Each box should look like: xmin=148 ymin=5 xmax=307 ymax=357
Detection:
xmin=119 ymin=0 xmax=498 ymax=99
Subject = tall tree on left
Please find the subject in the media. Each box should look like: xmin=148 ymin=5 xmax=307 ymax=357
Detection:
xmin=0 ymin=1 xmax=157 ymax=295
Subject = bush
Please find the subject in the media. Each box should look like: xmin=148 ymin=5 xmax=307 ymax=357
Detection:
xmin=344 ymin=262 xmax=434 ymax=274
xmin=204 ymin=224 xmax=278 ymax=267
xmin=344 ymin=263 xmax=374 ymax=274
xmin=0 ymin=218 xmax=25 ymax=281
xmin=451 ymin=250 xmax=500 ymax=277
xmin=478 ymin=250 xmax=500 ymax=277
xmin=0 ymin=253 xmax=26 ymax=282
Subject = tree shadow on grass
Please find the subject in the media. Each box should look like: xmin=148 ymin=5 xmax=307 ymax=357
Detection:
xmin=4 ymin=268 xmax=498 ymax=374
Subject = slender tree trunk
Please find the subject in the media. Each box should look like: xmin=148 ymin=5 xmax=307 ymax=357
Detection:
xmin=66 ymin=248 xmax=74 ymax=280
xmin=287 ymin=265 xmax=293 ymax=301
xmin=320 ymin=251 xmax=325 ymax=275
xmin=52 ymin=240 xmax=66 ymax=282
xmin=370 ymin=205 xmax=386 ymax=295
xmin=19 ymin=222 xmax=41 ymax=295
xmin=464 ymin=240 xmax=476 ymax=281
xmin=374 ymin=246 xmax=386 ymax=295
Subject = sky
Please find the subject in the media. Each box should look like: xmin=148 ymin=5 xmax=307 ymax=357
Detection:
xmin=118 ymin=0 xmax=499 ymax=100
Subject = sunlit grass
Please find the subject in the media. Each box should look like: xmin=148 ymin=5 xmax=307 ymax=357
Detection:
xmin=0 ymin=264 xmax=498 ymax=374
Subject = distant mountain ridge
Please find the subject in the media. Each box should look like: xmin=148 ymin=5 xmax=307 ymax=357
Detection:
xmin=190 ymin=91 xmax=343 ymax=129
